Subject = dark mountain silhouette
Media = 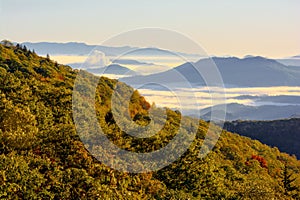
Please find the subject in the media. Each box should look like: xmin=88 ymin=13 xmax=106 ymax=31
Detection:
xmin=224 ymin=118 xmax=300 ymax=158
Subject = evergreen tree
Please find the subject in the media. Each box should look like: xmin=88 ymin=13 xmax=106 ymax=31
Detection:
xmin=282 ymin=164 xmax=298 ymax=196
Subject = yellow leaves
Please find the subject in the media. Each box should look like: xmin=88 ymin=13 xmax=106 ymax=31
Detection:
xmin=2 ymin=43 xmax=300 ymax=198
xmin=0 ymin=96 xmax=38 ymax=151
xmin=0 ymin=170 xmax=6 ymax=184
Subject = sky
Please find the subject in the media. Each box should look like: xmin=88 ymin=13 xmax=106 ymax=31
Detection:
xmin=0 ymin=0 xmax=299 ymax=58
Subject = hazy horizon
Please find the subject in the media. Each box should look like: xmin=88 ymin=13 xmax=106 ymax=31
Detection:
xmin=1 ymin=0 xmax=299 ymax=58
xmin=12 ymin=41 xmax=300 ymax=60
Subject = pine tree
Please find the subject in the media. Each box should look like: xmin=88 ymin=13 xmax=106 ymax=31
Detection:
xmin=282 ymin=164 xmax=298 ymax=196
xmin=22 ymin=45 xmax=27 ymax=51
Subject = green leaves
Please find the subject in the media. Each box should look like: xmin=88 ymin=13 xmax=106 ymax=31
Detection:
xmin=1 ymin=42 xmax=300 ymax=199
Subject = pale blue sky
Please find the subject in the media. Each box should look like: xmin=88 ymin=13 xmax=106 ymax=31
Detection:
xmin=0 ymin=0 xmax=299 ymax=57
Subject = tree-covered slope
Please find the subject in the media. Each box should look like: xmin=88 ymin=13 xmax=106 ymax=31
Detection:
xmin=224 ymin=118 xmax=300 ymax=159
xmin=1 ymin=41 xmax=300 ymax=199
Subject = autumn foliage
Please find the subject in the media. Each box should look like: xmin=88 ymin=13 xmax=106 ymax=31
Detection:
xmin=250 ymin=154 xmax=268 ymax=168
xmin=1 ymin=41 xmax=300 ymax=199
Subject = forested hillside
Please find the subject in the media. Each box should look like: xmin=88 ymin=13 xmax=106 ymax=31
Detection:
xmin=1 ymin=41 xmax=300 ymax=199
xmin=224 ymin=118 xmax=300 ymax=159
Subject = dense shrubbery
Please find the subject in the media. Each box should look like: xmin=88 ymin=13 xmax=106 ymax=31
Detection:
xmin=1 ymin=42 xmax=300 ymax=199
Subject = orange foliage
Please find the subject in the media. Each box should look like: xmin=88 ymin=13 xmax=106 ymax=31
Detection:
xmin=250 ymin=155 xmax=268 ymax=168
xmin=57 ymin=74 xmax=64 ymax=81
xmin=142 ymin=100 xmax=151 ymax=110
xmin=40 ymin=77 xmax=49 ymax=82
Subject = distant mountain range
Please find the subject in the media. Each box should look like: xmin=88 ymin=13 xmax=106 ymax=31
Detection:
xmin=233 ymin=95 xmax=300 ymax=105
xmin=21 ymin=42 xmax=300 ymax=67
xmin=21 ymin=42 xmax=135 ymax=56
xmin=121 ymin=56 xmax=300 ymax=87
xmin=90 ymin=56 xmax=300 ymax=121
xmin=276 ymin=57 xmax=300 ymax=66
xmin=20 ymin=42 xmax=300 ymax=121
xmin=21 ymin=42 xmax=201 ymax=58
xmin=67 ymin=58 xmax=157 ymax=71
xmin=112 ymin=59 xmax=153 ymax=66
xmin=200 ymin=103 xmax=300 ymax=121
xmin=85 ymin=64 xmax=137 ymax=75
